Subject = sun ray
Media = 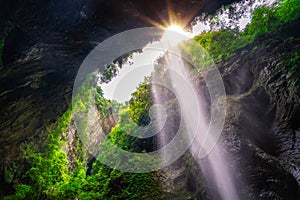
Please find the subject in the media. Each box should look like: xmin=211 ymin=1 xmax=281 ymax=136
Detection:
xmin=124 ymin=0 xmax=204 ymax=35
xmin=166 ymin=0 xmax=174 ymax=24
xmin=137 ymin=14 xmax=166 ymax=29
xmin=148 ymin=4 xmax=170 ymax=27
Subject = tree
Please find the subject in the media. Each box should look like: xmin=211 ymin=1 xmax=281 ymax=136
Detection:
xmin=129 ymin=80 xmax=153 ymax=126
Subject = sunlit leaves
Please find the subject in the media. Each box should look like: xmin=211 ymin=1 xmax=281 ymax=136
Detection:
xmin=129 ymin=80 xmax=153 ymax=126
xmin=192 ymin=0 xmax=300 ymax=62
xmin=101 ymin=63 xmax=119 ymax=83
xmin=276 ymin=0 xmax=300 ymax=22
xmin=8 ymin=75 xmax=163 ymax=199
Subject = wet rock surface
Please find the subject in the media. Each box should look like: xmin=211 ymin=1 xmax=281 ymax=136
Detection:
xmin=0 ymin=1 xmax=300 ymax=199
xmin=0 ymin=0 xmax=238 ymax=196
xmin=0 ymin=0 xmax=236 ymax=153
xmin=157 ymin=19 xmax=300 ymax=200
xmin=156 ymin=19 xmax=300 ymax=200
xmin=215 ymin=19 xmax=300 ymax=199
xmin=61 ymin=105 xmax=116 ymax=172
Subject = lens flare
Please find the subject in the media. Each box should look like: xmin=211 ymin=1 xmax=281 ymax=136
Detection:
xmin=166 ymin=25 xmax=185 ymax=33
xmin=162 ymin=25 xmax=191 ymax=47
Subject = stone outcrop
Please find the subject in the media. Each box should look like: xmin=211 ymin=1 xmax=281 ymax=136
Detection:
xmin=157 ymin=19 xmax=300 ymax=200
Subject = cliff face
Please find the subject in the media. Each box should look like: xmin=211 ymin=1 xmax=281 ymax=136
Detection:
xmin=1 ymin=1 xmax=300 ymax=199
xmin=0 ymin=0 xmax=236 ymax=164
xmin=155 ymin=20 xmax=300 ymax=200
xmin=211 ymin=19 xmax=300 ymax=199
xmin=1 ymin=1 xmax=243 ymax=197
xmin=60 ymin=105 xmax=116 ymax=172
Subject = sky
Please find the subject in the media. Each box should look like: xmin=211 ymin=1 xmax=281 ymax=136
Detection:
xmin=99 ymin=0 xmax=278 ymax=103
xmin=99 ymin=26 xmax=190 ymax=103
xmin=192 ymin=0 xmax=278 ymax=34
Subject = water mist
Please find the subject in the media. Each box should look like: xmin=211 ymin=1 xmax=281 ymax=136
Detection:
xmin=152 ymin=38 xmax=241 ymax=199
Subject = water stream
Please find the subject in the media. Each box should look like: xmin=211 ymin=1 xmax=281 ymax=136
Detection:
xmin=152 ymin=43 xmax=240 ymax=199
xmin=98 ymin=27 xmax=244 ymax=199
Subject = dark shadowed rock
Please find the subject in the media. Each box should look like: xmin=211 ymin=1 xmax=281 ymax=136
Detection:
xmin=0 ymin=0 xmax=238 ymax=196
xmin=215 ymin=19 xmax=300 ymax=199
xmin=0 ymin=0 xmax=237 ymax=150
xmin=1 ymin=1 xmax=300 ymax=199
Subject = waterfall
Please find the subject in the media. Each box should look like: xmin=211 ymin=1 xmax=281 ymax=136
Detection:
xmin=152 ymin=38 xmax=240 ymax=199
xmin=95 ymin=26 xmax=244 ymax=198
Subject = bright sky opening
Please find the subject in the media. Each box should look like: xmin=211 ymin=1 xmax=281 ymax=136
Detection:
xmin=99 ymin=25 xmax=191 ymax=103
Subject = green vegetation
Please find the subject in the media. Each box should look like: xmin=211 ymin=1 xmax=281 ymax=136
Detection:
xmin=3 ymin=0 xmax=300 ymax=199
xmin=101 ymin=63 xmax=119 ymax=83
xmin=287 ymin=53 xmax=300 ymax=73
xmin=191 ymin=29 xmax=248 ymax=62
xmin=98 ymin=106 xmax=158 ymax=154
xmin=129 ymin=79 xmax=153 ymax=126
xmin=4 ymin=74 xmax=163 ymax=199
xmin=285 ymin=53 xmax=300 ymax=83
xmin=188 ymin=0 xmax=300 ymax=62
xmin=100 ymin=51 xmax=138 ymax=84
xmin=72 ymin=75 xmax=96 ymax=133
xmin=106 ymin=108 xmax=141 ymax=152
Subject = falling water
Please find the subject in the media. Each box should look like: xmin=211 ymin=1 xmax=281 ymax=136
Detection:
xmin=96 ymin=26 xmax=243 ymax=198
xmin=152 ymin=37 xmax=241 ymax=199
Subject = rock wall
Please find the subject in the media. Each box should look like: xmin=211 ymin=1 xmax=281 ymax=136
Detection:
xmin=156 ymin=19 xmax=300 ymax=200
xmin=61 ymin=105 xmax=117 ymax=172
xmin=213 ymin=19 xmax=300 ymax=199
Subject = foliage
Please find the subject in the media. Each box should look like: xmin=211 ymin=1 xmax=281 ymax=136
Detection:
xmin=191 ymin=0 xmax=300 ymax=62
xmin=129 ymin=79 xmax=153 ymax=126
xmin=94 ymin=85 xmax=110 ymax=116
xmin=101 ymin=63 xmax=119 ymax=83
xmin=91 ymin=107 xmax=163 ymax=199
xmin=72 ymin=74 xmax=96 ymax=134
xmin=285 ymin=53 xmax=300 ymax=83
xmin=100 ymin=51 xmax=139 ymax=84
xmin=4 ymin=75 xmax=163 ymax=199
xmin=3 ymin=108 xmax=73 ymax=199
xmin=275 ymin=0 xmax=300 ymax=23
xmin=5 ymin=109 xmax=163 ymax=199
xmin=73 ymin=74 xmax=115 ymax=136
xmin=103 ymin=108 xmax=154 ymax=153
xmin=6 ymin=0 xmax=299 ymax=199
xmin=287 ymin=53 xmax=300 ymax=72
xmin=243 ymin=0 xmax=300 ymax=46
xmin=190 ymin=29 xmax=248 ymax=62
xmin=4 ymin=163 xmax=19 ymax=184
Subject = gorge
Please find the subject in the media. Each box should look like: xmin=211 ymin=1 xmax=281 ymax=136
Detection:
xmin=0 ymin=0 xmax=300 ymax=199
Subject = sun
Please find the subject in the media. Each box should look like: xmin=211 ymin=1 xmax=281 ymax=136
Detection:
xmin=166 ymin=25 xmax=185 ymax=34
xmin=161 ymin=24 xmax=191 ymax=47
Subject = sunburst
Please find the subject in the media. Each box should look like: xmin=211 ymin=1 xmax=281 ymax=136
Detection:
xmin=161 ymin=24 xmax=191 ymax=46
xmin=126 ymin=0 xmax=202 ymax=32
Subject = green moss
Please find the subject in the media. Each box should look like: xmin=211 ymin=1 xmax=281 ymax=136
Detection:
xmin=287 ymin=53 xmax=300 ymax=72
xmin=4 ymin=166 xmax=16 ymax=183
xmin=284 ymin=53 xmax=300 ymax=84
xmin=6 ymin=1 xmax=299 ymax=198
